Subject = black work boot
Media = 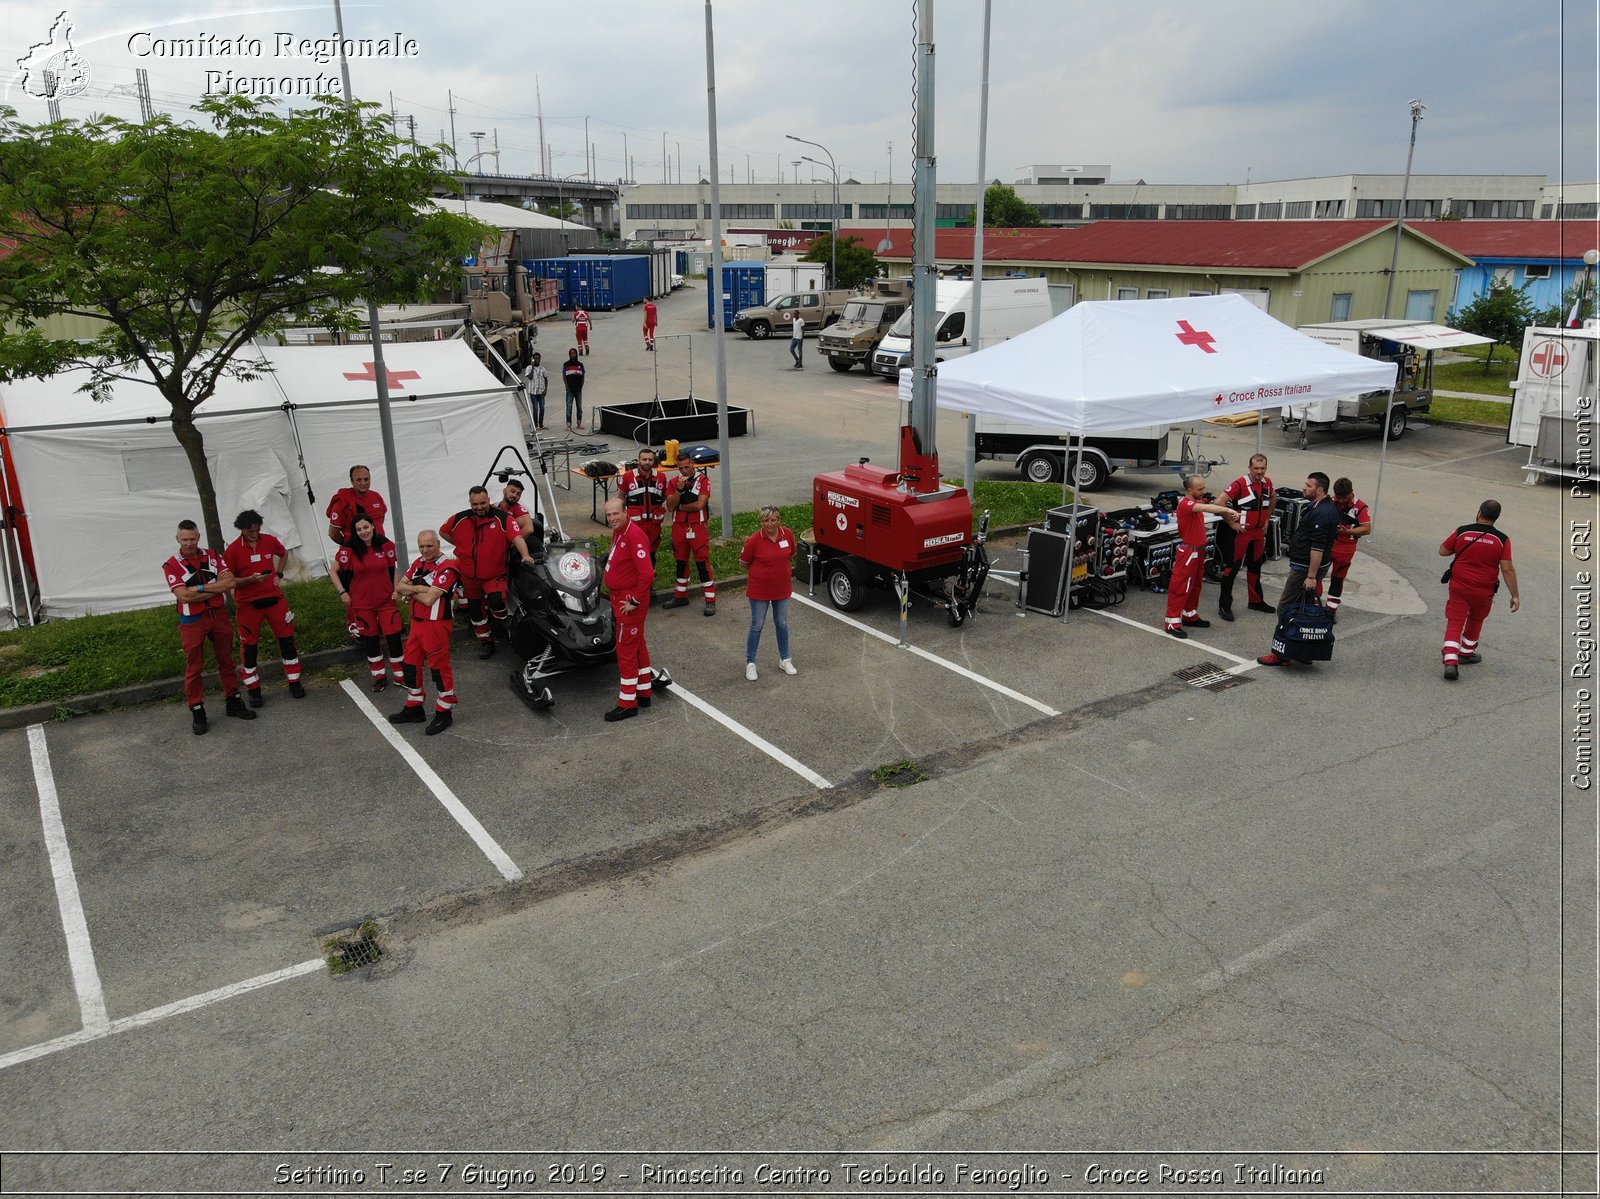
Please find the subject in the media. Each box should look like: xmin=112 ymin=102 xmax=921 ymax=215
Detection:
xmin=191 ymin=705 xmax=208 ymax=735
xmin=224 ymin=693 xmax=258 ymax=720
xmin=425 ymin=710 xmax=453 ymax=736
xmin=247 ymin=687 xmax=264 ymax=709
xmin=389 ymin=706 xmax=427 ymax=725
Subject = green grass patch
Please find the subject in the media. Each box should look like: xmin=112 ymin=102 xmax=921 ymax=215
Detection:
xmin=1433 ymin=357 xmax=1516 ymax=397
xmin=0 ymin=578 xmax=359 ymax=709
xmin=872 ymin=759 xmax=928 ymax=788
xmin=1424 ymin=395 xmax=1513 ymax=429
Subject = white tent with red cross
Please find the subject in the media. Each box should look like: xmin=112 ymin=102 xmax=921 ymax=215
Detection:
xmin=0 ymin=341 xmax=523 ymax=624
xmin=904 ymin=293 xmax=1399 ymax=431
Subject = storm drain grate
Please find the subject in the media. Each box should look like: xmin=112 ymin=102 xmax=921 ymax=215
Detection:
xmin=1172 ymin=663 xmax=1250 ymax=692
xmin=323 ymin=921 xmax=383 ymax=974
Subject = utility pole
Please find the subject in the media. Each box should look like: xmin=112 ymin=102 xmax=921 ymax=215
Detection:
xmin=447 ymin=88 xmax=458 ymax=167
xmin=1383 ymin=99 xmax=1426 ymax=319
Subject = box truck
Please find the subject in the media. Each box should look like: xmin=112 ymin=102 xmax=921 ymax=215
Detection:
xmin=870 ymin=276 xmax=1051 ymax=378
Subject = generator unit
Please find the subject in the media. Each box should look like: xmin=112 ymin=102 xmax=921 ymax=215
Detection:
xmin=810 ymin=428 xmax=989 ymax=626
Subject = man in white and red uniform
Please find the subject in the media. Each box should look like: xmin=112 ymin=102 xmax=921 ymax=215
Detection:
xmin=390 ymin=529 xmax=461 ymax=735
xmin=496 ymin=479 xmax=536 ymax=540
xmin=619 ymin=447 xmax=668 ymax=565
xmin=602 ymin=496 xmax=665 ymax=722
xmin=1324 ymin=477 xmax=1373 ymax=620
xmin=1439 ymin=499 xmax=1521 ymax=681
xmin=163 ymin=520 xmax=256 ymax=735
xmin=1164 ymin=474 xmax=1239 ymax=639
xmin=325 ymin=464 xmax=388 ymax=547
xmin=573 ymin=306 xmax=592 ymax=354
xmin=222 ymin=509 xmax=304 ymax=706
xmin=440 ymin=486 xmax=535 ymax=659
xmin=660 ymin=456 xmax=716 ymax=616
xmin=642 ymin=299 xmax=658 ymax=351
xmin=1215 ymin=453 xmax=1277 ymax=620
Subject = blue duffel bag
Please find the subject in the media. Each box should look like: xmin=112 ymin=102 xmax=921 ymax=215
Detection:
xmin=1271 ymin=598 xmax=1335 ymax=662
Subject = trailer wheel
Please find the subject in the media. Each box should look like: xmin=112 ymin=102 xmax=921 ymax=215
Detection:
xmin=828 ymin=356 xmax=854 ymax=373
xmin=747 ymin=320 xmax=771 ymax=340
xmin=1071 ymin=454 xmax=1108 ymax=491
xmin=1019 ymin=450 xmax=1062 ymax=485
xmin=1386 ymin=407 xmax=1408 ymax=440
xmin=826 ymin=558 xmax=867 ymax=612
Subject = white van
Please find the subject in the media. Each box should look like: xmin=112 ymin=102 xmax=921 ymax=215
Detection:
xmin=871 ymin=276 xmax=1052 ymax=378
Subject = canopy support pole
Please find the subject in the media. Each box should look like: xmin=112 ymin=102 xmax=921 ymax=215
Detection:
xmin=1059 ymin=432 xmax=1085 ymax=623
xmin=1372 ymin=388 xmax=1397 ymax=525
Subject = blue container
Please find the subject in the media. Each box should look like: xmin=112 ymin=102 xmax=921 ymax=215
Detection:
xmin=707 ymin=263 xmax=765 ymax=330
xmin=675 ymin=250 xmax=689 ymax=275
xmin=561 ymin=254 xmax=650 ymax=311
xmin=525 ymin=258 xmax=576 ymax=308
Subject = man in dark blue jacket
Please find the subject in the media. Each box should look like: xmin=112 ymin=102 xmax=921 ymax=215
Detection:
xmin=1257 ymin=471 xmax=1339 ymax=667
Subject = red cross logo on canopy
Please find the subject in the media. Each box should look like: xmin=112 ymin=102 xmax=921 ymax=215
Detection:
xmin=1175 ymin=320 xmax=1218 ymax=354
xmin=1529 ymin=339 xmax=1568 ymax=378
xmin=343 ymin=361 xmax=422 ymax=390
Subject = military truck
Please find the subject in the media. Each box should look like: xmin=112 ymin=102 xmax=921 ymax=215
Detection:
xmin=818 ymin=278 xmax=911 ymax=373
xmin=731 ymin=288 xmax=854 ymax=339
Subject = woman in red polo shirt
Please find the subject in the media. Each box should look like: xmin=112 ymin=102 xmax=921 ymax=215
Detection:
xmin=739 ymin=505 xmax=799 ymax=681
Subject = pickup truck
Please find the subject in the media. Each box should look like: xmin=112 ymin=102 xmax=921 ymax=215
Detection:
xmin=732 ymin=289 xmax=853 ymax=339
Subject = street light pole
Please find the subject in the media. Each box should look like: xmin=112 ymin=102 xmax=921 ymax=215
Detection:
xmin=1383 ymin=99 xmax=1426 ymax=320
xmin=787 ymin=133 xmax=837 ymax=287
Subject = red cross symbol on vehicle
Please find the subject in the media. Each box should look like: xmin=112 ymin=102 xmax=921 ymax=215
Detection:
xmin=343 ymin=361 xmax=422 ymax=390
xmin=1529 ymin=339 xmax=1568 ymax=378
xmin=1176 ymin=320 xmax=1218 ymax=353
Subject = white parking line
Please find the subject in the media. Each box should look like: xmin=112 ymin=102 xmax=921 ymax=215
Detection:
xmin=0 ymin=958 xmax=324 ymax=1072
xmin=28 ymin=725 xmax=108 ymax=1034
xmin=1088 ymin=607 xmax=1259 ymax=669
xmin=792 ymin=594 xmax=1061 ymax=717
xmin=339 ymin=681 xmax=523 ymax=882
xmin=667 ymin=680 xmax=832 ymax=790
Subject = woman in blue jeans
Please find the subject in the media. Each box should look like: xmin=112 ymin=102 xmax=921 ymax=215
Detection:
xmin=739 ymin=505 xmax=798 ymax=680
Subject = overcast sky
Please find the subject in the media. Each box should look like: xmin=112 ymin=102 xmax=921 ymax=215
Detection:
xmin=5 ymin=0 xmax=1597 ymax=189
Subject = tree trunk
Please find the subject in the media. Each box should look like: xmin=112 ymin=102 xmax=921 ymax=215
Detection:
xmin=1482 ymin=343 xmax=1497 ymax=373
xmin=167 ymin=401 xmax=224 ymax=552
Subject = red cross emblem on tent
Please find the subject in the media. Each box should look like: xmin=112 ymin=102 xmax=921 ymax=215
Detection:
xmin=1176 ymin=320 xmax=1218 ymax=354
xmin=1529 ymin=339 xmax=1568 ymax=378
xmin=343 ymin=361 xmax=422 ymax=390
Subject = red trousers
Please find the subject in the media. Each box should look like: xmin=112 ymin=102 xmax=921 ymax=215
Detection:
xmin=402 ymin=620 xmax=456 ymax=711
xmin=180 ymin=607 xmax=239 ymax=707
xmin=1219 ymin=528 xmax=1266 ymax=607
xmin=236 ymin=597 xmax=300 ymax=690
xmin=628 ymin=513 xmax=664 ymax=559
xmin=1443 ymin=585 xmax=1495 ymax=664
xmin=611 ymin=597 xmax=653 ymax=708
xmin=1326 ymin=541 xmax=1358 ymax=610
xmin=1165 ymin=545 xmax=1205 ymax=628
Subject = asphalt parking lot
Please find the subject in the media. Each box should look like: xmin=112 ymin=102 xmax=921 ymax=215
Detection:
xmin=1 ymin=283 xmax=1592 ymax=1188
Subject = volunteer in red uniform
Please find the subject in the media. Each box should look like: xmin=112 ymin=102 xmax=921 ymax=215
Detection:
xmin=660 ymin=456 xmax=716 ymax=616
xmin=162 ymin=520 xmax=256 ymax=735
xmin=440 ymin=486 xmax=535 ymax=659
xmin=390 ymin=529 xmax=460 ymax=735
xmin=573 ymin=307 xmax=592 ymax=354
xmin=642 ymin=299 xmax=658 ymax=351
xmin=619 ymin=447 xmax=668 ymax=564
xmin=602 ymin=496 xmax=663 ymax=722
xmin=496 ymin=479 xmax=536 ymax=540
xmin=1324 ymin=477 xmax=1373 ymax=620
xmin=1215 ymin=453 xmax=1276 ymax=620
xmin=334 ymin=515 xmax=404 ymax=691
xmin=325 ymin=464 xmax=388 ymax=547
xmin=1164 ymin=474 xmax=1240 ymax=639
xmin=222 ymin=509 xmax=304 ymax=706
xmin=1439 ymin=499 xmax=1520 ymax=681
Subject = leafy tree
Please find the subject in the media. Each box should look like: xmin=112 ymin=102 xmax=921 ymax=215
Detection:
xmin=800 ymin=233 xmax=879 ymax=290
xmin=1532 ymin=280 xmax=1594 ymax=329
xmin=0 ymin=96 xmax=489 ymax=553
xmin=1449 ymin=281 xmax=1536 ymax=372
xmin=969 ymin=182 xmax=1043 ymax=228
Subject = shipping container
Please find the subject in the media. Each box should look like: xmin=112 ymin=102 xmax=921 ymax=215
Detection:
xmin=765 ymin=260 xmax=828 ymax=295
xmin=568 ymin=254 xmax=651 ymax=310
xmin=525 ymin=258 xmax=576 ymax=308
xmin=707 ymin=263 xmax=766 ymax=330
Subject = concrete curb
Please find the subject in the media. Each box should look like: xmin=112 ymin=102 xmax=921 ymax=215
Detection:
xmin=1418 ymin=417 xmax=1509 ymax=435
